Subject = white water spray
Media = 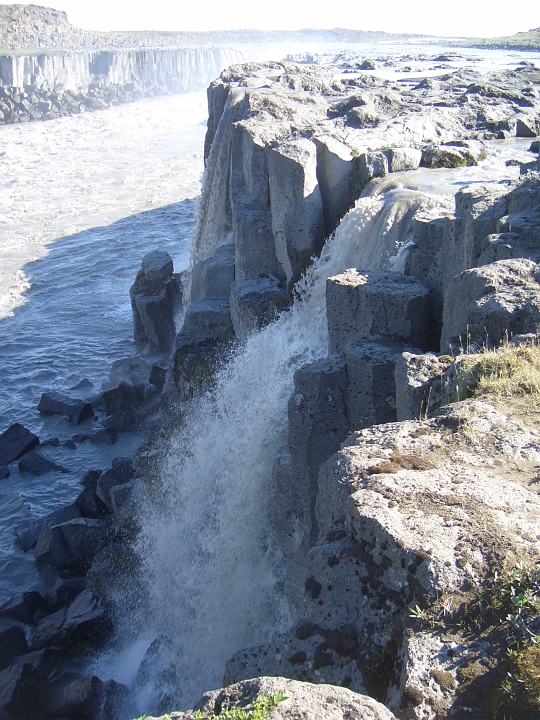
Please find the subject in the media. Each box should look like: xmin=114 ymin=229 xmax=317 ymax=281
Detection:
xmin=123 ymin=187 xmax=448 ymax=713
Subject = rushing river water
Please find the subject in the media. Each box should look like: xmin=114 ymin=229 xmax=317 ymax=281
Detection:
xmin=0 ymin=91 xmax=207 ymax=602
xmin=0 ymin=39 xmax=539 ymax=716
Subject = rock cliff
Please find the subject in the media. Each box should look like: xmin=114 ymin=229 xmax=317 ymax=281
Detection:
xmin=159 ymin=57 xmax=540 ymax=719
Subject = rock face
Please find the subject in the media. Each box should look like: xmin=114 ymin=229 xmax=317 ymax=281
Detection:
xmin=164 ymin=59 xmax=540 ymax=720
xmin=226 ymin=399 xmax=540 ymax=715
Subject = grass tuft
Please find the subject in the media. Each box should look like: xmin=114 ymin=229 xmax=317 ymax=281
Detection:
xmin=453 ymin=342 xmax=540 ymax=402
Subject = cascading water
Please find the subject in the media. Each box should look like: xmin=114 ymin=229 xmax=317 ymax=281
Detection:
xmin=115 ymin=186 xmax=450 ymax=715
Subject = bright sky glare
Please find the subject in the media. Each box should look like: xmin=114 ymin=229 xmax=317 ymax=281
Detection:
xmin=3 ymin=1 xmax=540 ymax=38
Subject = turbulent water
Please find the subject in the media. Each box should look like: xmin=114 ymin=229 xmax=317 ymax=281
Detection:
xmin=0 ymin=38 xmax=539 ymax=716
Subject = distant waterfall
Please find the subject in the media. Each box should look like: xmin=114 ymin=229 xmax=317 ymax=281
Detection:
xmin=0 ymin=47 xmax=245 ymax=92
xmin=121 ymin=186 xmax=448 ymax=714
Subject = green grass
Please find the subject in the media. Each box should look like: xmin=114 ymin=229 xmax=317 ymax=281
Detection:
xmin=451 ymin=342 xmax=540 ymax=403
xmin=132 ymin=690 xmax=287 ymax=720
xmin=193 ymin=691 xmax=288 ymax=719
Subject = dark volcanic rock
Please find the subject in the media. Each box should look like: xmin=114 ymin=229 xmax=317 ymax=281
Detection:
xmin=30 ymin=590 xmax=112 ymax=650
xmin=0 ymin=662 xmax=44 ymax=717
xmin=16 ymin=502 xmax=80 ymax=551
xmin=0 ymin=423 xmax=39 ymax=465
xmin=34 ymin=518 xmax=108 ymax=572
xmin=0 ymin=591 xmax=47 ymax=625
xmin=130 ymin=250 xmax=182 ymax=352
xmin=0 ymin=619 xmax=29 ymax=671
xmin=0 ymin=465 xmax=8 ymax=479
xmin=38 ymin=390 xmax=94 ymax=425
xmin=18 ymin=450 xmax=69 ymax=476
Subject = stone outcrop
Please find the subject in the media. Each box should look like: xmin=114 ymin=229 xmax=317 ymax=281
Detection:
xmin=145 ymin=676 xmax=396 ymax=720
xmin=130 ymin=250 xmax=182 ymax=353
xmin=163 ymin=60 xmax=540 ymax=720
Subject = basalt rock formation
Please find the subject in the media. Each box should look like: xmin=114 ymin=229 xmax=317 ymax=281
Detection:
xmin=156 ymin=58 xmax=540 ymax=719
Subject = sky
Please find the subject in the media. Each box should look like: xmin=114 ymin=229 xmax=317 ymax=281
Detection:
xmin=4 ymin=1 xmax=540 ymax=38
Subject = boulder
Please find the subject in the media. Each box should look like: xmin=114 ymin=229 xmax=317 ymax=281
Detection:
xmin=0 ymin=591 xmax=46 ymax=625
xmin=89 ymin=428 xmax=117 ymax=446
xmin=30 ymin=590 xmax=111 ymax=650
xmin=394 ymin=352 xmax=453 ymax=421
xmin=421 ymin=140 xmax=486 ymax=168
xmin=0 ymin=465 xmax=8 ymax=479
xmin=34 ymin=518 xmax=108 ymax=572
xmin=141 ymin=250 xmax=174 ymax=282
xmin=84 ymin=97 xmax=108 ymax=111
xmin=18 ymin=450 xmax=69 ymax=476
xmin=0 ymin=619 xmax=29 ymax=671
xmin=46 ymin=673 xmax=127 ymax=720
xmin=16 ymin=502 xmax=80 ymax=551
xmin=229 ymin=278 xmax=289 ymax=341
xmin=441 ymin=258 xmax=540 ymax=350
xmin=516 ymin=116 xmax=540 ymax=137
xmin=44 ymin=576 xmax=86 ymax=612
xmin=383 ymin=147 xmax=422 ymax=173
xmin=326 ymin=269 xmax=431 ymax=354
xmin=76 ymin=479 xmax=109 ymax=519
xmin=0 ymin=423 xmax=39 ymax=465
xmin=37 ymin=391 xmax=94 ymax=425
xmin=130 ymin=250 xmax=182 ymax=352
xmin=191 ymin=244 xmax=235 ymax=301
xmin=190 ymin=677 xmax=396 ymax=720
xmin=95 ymin=468 xmax=131 ymax=513
xmin=0 ymin=662 xmax=44 ymax=718
xmin=356 ymin=150 xmax=388 ymax=186
xmin=175 ymin=299 xmax=233 ymax=348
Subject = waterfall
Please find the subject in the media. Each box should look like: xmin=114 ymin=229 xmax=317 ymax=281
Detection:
xmin=116 ymin=186 xmax=448 ymax=714
xmin=0 ymin=47 xmax=245 ymax=92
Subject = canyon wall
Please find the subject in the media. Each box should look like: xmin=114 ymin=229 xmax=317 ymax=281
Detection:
xmin=0 ymin=46 xmax=245 ymax=124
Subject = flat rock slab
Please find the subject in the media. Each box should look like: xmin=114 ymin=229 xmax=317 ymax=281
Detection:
xmin=18 ymin=451 xmax=69 ymax=476
xmin=0 ymin=423 xmax=39 ymax=466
